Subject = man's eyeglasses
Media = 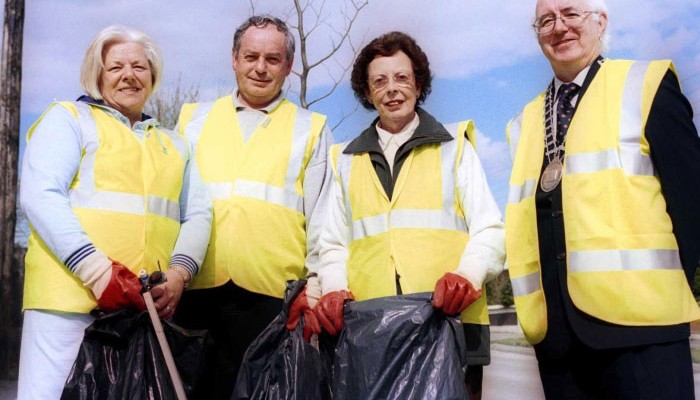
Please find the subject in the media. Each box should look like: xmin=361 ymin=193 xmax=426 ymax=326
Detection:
xmin=533 ymin=9 xmax=600 ymax=35
xmin=368 ymin=72 xmax=415 ymax=91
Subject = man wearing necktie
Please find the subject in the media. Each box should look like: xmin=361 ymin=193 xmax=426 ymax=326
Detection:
xmin=505 ymin=0 xmax=700 ymax=398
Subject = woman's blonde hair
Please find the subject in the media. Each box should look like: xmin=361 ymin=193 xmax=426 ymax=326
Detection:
xmin=79 ymin=25 xmax=163 ymax=100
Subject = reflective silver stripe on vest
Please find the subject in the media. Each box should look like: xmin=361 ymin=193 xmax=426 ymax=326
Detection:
xmin=566 ymin=61 xmax=654 ymax=177
xmin=189 ymin=99 xmax=309 ymax=214
xmin=565 ymin=148 xmax=619 ymax=174
xmin=390 ymin=209 xmax=466 ymax=232
xmin=225 ymin=107 xmax=310 ymax=213
xmin=286 ymin=108 xmax=314 ymax=196
xmin=148 ymin=196 xmax=180 ymax=220
xmin=336 ymin=146 xmax=354 ymax=224
xmin=569 ymin=248 xmax=682 ymax=272
xmin=70 ymin=190 xmax=145 ymax=215
xmin=343 ymin=125 xmax=467 ymax=241
xmin=351 ymin=213 xmax=387 ymax=240
xmin=508 ymin=178 xmax=537 ymax=204
xmin=75 ymin=102 xmax=99 ymax=193
xmin=441 ymin=123 xmax=460 ymax=221
xmin=619 ymin=61 xmax=654 ymax=176
xmin=506 ymin=112 xmax=537 ymax=205
xmin=207 ymin=181 xmax=303 ymax=211
xmin=183 ymin=101 xmax=215 ymax=145
xmin=69 ymin=189 xmax=179 ymax=221
xmin=351 ymin=209 xmax=468 ymax=241
xmin=161 ymin=128 xmax=190 ymax=161
xmin=233 ymin=179 xmax=303 ymax=212
xmin=70 ymin=102 xmax=180 ymax=222
xmin=511 ymin=271 xmax=542 ymax=297
xmin=507 ymin=112 xmax=524 ymax=161
xmin=206 ymin=182 xmax=233 ymax=200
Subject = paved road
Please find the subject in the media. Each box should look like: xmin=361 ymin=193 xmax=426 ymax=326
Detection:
xmin=485 ymin=325 xmax=700 ymax=400
xmin=483 ymin=345 xmax=545 ymax=399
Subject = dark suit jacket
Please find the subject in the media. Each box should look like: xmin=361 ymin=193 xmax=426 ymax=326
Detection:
xmin=535 ymin=57 xmax=700 ymax=356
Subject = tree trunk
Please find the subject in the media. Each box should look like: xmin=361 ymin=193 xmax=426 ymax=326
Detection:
xmin=0 ymin=0 xmax=25 ymax=380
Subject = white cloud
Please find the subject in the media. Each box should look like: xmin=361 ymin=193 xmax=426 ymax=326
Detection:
xmin=475 ymin=129 xmax=512 ymax=180
xmin=474 ymin=129 xmax=512 ymax=210
xmin=13 ymin=0 xmax=699 ymax=212
xmin=21 ymin=0 xmax=252 ymax=113
xmin=348 ymin=0 xmax=540 ymax=80
xmin=17 ymin=0 xmax=700 ymax=131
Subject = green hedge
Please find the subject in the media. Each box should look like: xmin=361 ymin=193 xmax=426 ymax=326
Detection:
xmin=486 ymin=270 xmax=513 ymax=307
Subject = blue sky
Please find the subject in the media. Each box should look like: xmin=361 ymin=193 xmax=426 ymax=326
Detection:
xmin=10 ymin=0 xmax=700 ymax=216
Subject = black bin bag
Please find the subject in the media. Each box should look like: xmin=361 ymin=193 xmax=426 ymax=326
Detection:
xmin=61 ymin=309 xmax=208 ymax=400
xmin=233 ymin=279 xmax=333 ymax=400
xmin=332 ymin=293 xmax=469 ymax=400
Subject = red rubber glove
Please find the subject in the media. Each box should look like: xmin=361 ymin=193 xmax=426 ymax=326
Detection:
xmin=286 ymin=287 xmax=322 ymax=341
xmin=97 ymin=262 xmax=147 ymax=313
xmin=314 ymin=290 xmax=353 ymax=336
xmin=433 ymin=272 xmax=482 ymax=316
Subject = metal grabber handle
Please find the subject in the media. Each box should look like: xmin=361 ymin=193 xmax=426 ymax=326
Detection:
xmin=140 ymin=270 xmax=188 ymax=400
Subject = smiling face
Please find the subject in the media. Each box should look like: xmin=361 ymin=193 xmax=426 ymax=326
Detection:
xmin=99 ymin=41 xmax=153 ymax=124
xmin=232 ymin=24 xmax=292 ymax=109
xmin=365 ymin=51 xmax=421 ymax=133
xmin=535 ymin=0 xmax=607 ymax=81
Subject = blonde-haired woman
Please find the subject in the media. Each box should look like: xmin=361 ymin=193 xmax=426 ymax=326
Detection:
xmin=17 ymin=25 xmax=211 ymax=399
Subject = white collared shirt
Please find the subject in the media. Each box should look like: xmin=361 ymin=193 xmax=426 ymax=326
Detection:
xmin=231 ymin=91 xmax=284 ymax=143
xmin=376 ymin=113 xmax=420 ymax=173
xmin=554 ymin=66 xmax=590 ymax=104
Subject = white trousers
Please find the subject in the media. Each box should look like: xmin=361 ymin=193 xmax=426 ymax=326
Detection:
xmin=17 ymin=310 xmax=94 ymax=400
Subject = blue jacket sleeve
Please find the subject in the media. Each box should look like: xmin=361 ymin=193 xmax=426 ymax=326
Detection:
xmin=19 ymin=104 xmax=95 ymax=267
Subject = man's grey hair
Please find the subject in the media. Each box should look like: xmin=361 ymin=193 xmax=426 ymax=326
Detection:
xmin=585 ymin=0 xmax=610 ymax=53
xmin=533 ymin=0 xmax=610 ymax=53
xmin=232 ymin=15 xmax=295 ymax=62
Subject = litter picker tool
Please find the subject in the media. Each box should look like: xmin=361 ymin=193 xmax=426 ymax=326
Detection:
xmin=140 ymin=269 xmax=188 ymax=400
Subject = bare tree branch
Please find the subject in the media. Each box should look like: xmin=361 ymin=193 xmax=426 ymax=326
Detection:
xmin=290 ymin=0 xmax=368 ymax=111
xmin=145 ymin=75 xmax=200 ymax=129
xmin=305 ymin=0 xmax=367 ymax=70
xmin=307 ymin=54 xmax=354 ymax=108
xmin=242 ymin=0 xmax=369 ymax=122
xmin=331 ymin=101 xmax=361 ymax=132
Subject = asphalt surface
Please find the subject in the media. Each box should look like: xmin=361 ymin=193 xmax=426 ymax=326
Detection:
xmin=485 ymin=325 xmax=700 ymax=400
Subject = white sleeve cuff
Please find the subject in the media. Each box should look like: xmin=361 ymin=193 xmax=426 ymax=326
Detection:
xmin=318 ymin=264 xmax=349 ymax=295
xmin=72 ymin=248 xmax=112 ymax=298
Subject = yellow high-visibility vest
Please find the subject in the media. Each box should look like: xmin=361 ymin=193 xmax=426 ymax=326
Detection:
xmin=24 ymin=102 xmax=186 ymax=312
xmin=332 ymin=120 xmax=488 ymax=324
xmin=179 ymin=96 xmax=326 ymax=297
xmin=506 ymin=60 xmax=700 ymax=344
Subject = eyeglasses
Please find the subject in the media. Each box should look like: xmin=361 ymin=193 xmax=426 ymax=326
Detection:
xmin=368 ymin=72 xmax=415 ymax=91
xmin=533 ymin=9 xmax=599 ymax=35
